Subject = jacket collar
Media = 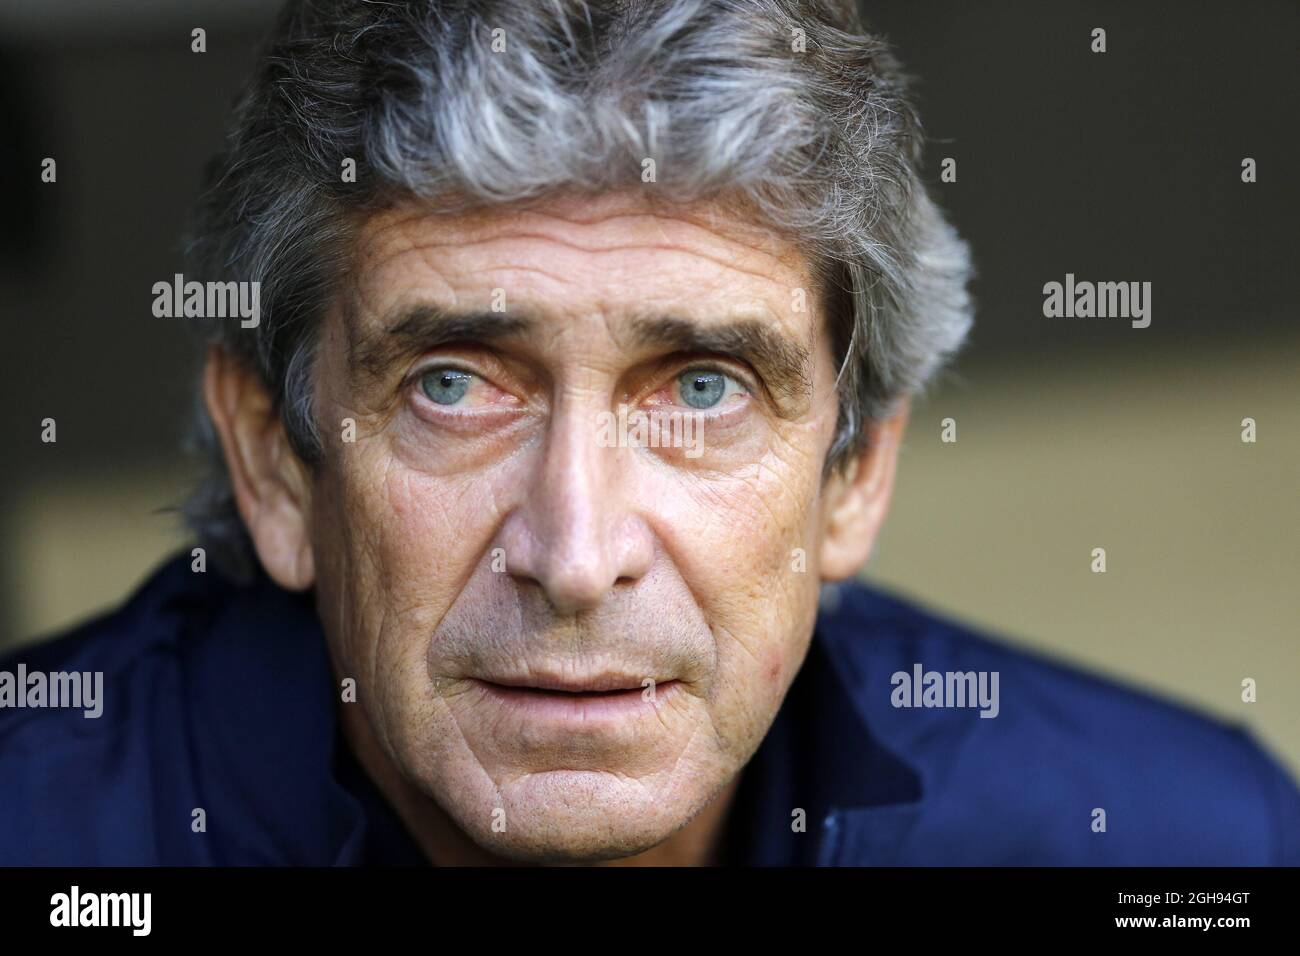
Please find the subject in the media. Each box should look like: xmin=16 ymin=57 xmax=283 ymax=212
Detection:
xmin=173 ymin=560 xmax=371 ymax=865
xmin=731 ymin=592 xmax=925 ymax=865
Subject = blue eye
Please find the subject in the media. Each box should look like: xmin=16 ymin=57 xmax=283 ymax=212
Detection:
xmin=677 ymin=369 xmax=729 ymax=409
xmin=420 ymin=368 xmax=473 ymax=405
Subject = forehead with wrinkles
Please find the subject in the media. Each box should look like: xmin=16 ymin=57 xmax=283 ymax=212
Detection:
xmin=335 ymin=191 xmax=825 ymax=409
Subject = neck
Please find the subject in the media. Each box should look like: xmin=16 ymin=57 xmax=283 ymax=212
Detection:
xmin=336 ymin=700 xmax=740 ymax=866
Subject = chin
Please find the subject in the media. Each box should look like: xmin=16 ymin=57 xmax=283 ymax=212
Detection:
xmin=481 ymin=828 xmax=666 ymax=865
xmin=449 ymin=768 xmax=701 ymax=864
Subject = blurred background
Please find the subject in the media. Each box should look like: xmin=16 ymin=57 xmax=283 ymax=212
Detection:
xmin=1 ymin=0 xmax=1296 ymax=772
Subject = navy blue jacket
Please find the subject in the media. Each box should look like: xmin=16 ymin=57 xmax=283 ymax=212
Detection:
xmin=1 ymin=553 xmax=1296 ymax=865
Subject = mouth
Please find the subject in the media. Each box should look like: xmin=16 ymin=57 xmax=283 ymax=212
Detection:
xmin=479 ymin=673 xmax=666 ymax=694
xmin=469 ymin=675 xmax=681 ymax=724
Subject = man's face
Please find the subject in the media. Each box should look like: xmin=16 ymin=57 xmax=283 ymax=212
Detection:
xmin=304 ymin=191 xmax=846 ymax=861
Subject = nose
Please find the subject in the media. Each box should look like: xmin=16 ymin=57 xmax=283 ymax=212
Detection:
xmin=497 ymin=404 xmax=654 ymax=615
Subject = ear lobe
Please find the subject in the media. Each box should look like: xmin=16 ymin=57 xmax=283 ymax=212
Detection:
xmin=818 ymin=402 xmax=909 ymax=581
xmin=203 ymin=347 xmax=316 ymax=591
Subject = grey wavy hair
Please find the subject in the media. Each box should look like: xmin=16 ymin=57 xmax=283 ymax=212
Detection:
xmin=183 ymin=0 xmax=973 ymax=581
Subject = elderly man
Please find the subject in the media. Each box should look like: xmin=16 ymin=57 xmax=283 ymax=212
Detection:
xmin=2 ymin=0 xmax=1296 ymax=867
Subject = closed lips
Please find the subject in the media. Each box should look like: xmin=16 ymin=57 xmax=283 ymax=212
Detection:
xmin=477 ymin=675 xmax=667 ymax=694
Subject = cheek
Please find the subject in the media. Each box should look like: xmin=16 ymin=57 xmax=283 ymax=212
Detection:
xmin=647 ymin=447 xmax=822 ymax=718
xmin=766 ymin=648 xmax=784 ymax=687
xmin=369 ymin=468 xmax=503 ymax=625
xmin=314 ymin=451 xmax=507 ymax=676
xmin=655 ymin=443 xmax=824 ymax=616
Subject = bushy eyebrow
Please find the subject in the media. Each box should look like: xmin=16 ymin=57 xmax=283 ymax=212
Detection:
xmin=348 ymin=304 xmax=534 ymax=382
xmin=625 ymin=315 xmax=812 ymax=408
xmin=348 ymin=304 xmax=813 ymax=410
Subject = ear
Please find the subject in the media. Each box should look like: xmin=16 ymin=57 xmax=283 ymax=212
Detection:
xmin=203 ymin=347 xmax=316 ymax=591
xmin=817 ymin=400 xmax=909 ymax=581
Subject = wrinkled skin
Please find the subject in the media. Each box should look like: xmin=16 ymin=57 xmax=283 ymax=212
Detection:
xmin=205 ymin=190 xmax=905 ymax=864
